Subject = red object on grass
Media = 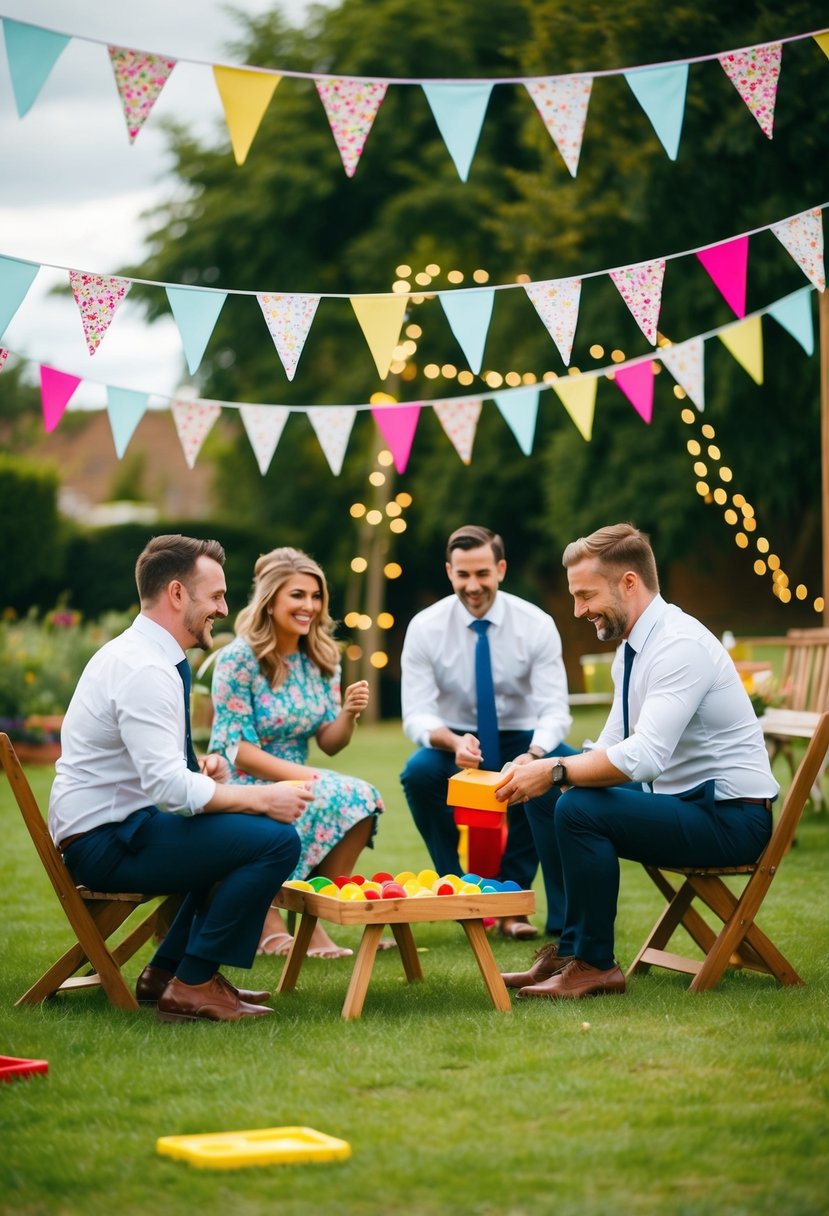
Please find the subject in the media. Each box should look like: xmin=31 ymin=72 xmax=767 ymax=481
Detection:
xmin=0 ymin=1056 xmax=49 ymax=1082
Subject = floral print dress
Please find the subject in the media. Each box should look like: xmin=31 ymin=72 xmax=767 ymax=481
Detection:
xmin=209 ymin=636 xmax=383 ymax=879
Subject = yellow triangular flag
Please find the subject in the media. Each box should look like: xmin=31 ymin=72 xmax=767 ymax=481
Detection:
xmin=551 ymin=376 xmax=597 ymax=441
xmin=718 ymin=316 xmax=763 ymax=384
xmin=814 ymin=32 xmax=829 ymax=61
xmin=350 ymin=294 xmax=408 ymax=379
xmin=213 ymin=65 xmax=280 ymax=166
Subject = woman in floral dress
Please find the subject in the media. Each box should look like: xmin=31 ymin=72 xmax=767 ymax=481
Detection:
xmin=210 ymin=547 xmax=384 ymax=959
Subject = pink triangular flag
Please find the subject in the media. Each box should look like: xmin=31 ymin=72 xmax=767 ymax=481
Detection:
xmin=257 ymin=293 xmax=320 ymax=380
xmin=108 ymin=46 xmax=177 ymax=143
xmin=371 ymin=403 xmax=421 ymax=474
xmin=307 ymin=406 xmax=356 ymax=475
xmin=660 ymin=337 xmax=704 ymax=411
xmin=771 ymin=208 xmax=825 ymax=293
xmin=718 ymin=43 xmax=781 ymax=140
xmin=39 ymin=365 xmax=81 ymax=433
xmin=0 ymin=349 xmax=8 ymax=372
xmin=524 ymin=278 xmax=581 ymax=365
xmin=315 ymin=77 xmax=387 ymax=177
xmin=525 ymin=76 xmax=592 ymax=176
xmin=613 ymin=360 xmax=655 ymax=424
xmin=697 ymin=236 xmax=749 ymax=317
xmin=171 ymin=400 xmax=221 ymax=469
xmin=69 ymin=270 xmax=131 ymax=355
xmin=609 ymin=259 xmax=665 ymax=344
xmin=239 ymin=404 xmax=290 ymax=475
xmin=432 ymin=399 xmax=482 ymax=464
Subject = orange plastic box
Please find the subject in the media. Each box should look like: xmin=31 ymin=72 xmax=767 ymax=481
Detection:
xmin=446 ymin=769 xmax=507 ymax=813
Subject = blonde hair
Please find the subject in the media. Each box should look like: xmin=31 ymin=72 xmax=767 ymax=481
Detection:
xmin=234 ymin=547 xmax=340 ymax=686
xmin=562 ymin=523 xmax=660 ymax=593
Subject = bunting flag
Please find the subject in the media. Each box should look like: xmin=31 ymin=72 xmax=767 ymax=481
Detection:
xmin=718 ymin=316 xmax=764 ymax=384
xmin=613 ymin=360 xmax=655 ymax=423
xmin=106 ymin=386 xmax=149 ymax=457
xmin=432 ymin=398 xmax=482 ymax=464
xmin=239 ymin=403 xmax=290 ymax=474
xmin=0 ymin=348 xmax=8 ymax=371
xmin=213 ymin=65 xmax=281 ymax=166
xmin=165 ymin=286 xmax=227 ymax=375
xmin=171 ymin=399 xmax=221 ymax=468
xmin=770 ymin=208 xmax=825 ymax=292
xmin=551 ymin=376 xmax=596 ymax=441
xmin=350 ymin=294 xmax=408 ymax=380
xmin=697 ymin=236 xmax=749 ymax=317
xmin=39 ymin=365 xmax=81 ymax=433
xmin=371 ymin=403 xmax=421 ymax=473
xmin=718 ymin=43 xmax=782 ymax=139
xmin=440 ymin=288 xmax=495 ymax=375
xmin=492 ymin=386 xmax=540 ymax=456
xmin=257 ymin=292 xmax=320 ymax=381
xmin=0 ymin=256 xmax=39 ymax=337
xmin=421 ymin=82 xmax=493 ymax=181
xmin=815 ymin=33 xmax=829 ymax=61
xmin=767 ymin=286 xmax=815 ymax=355
xmin=69 ymin=271 xmax=131 ymax=355
xmin=524 ymin=277 xmax=581 ymax=365
xmin=660 ymin=336 xmax=705 ymax=410
xmin=108 ymin=47 xmax=177 ymax=143
xmin=307 ymin=406 xmax=356 ymax=475
xmin=609 ymin=258 xmax=666 ymax=344
xmin=315 ymin=77 xmax=387 ymax=177
xmin=623 ymin=63 xmax=688 ymax=160
xmin=525 ymin=75 xmax=593 ymax=177
xmin=2 ymin=18 xmax=70 ymax=117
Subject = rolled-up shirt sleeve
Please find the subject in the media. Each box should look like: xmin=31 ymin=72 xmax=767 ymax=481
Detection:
xmin=526 ymin=619 xmax=572 ymax=754
xmin=401 ymin=623 xmax=445 ymax=747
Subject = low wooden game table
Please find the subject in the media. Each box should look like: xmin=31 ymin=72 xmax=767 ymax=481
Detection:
xmin=273 ymin=887 xmax=535 ymax=1020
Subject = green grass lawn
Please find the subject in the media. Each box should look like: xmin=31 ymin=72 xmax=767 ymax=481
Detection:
xmin=2 ymin=712 xmax=828 ymax=1216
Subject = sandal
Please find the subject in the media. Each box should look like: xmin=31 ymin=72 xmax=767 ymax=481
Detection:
xmin=376 ymin=937 xmax=398 ymax=951
xmin=497 ymin=917 xmax=539 ymax=941
xmin=306 ymin=945 xmax=354 ymax=960
xmin=256 ymin=932 xmax=294 ymax=957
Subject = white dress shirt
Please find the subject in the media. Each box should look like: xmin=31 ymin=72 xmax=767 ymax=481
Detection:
xmin=599 ymin=595 xmax=778 ymax=800
xmin=48 ymin=614 xmax=216 ymax=844
xmin=401 ymin=590 xmax=572 ymax=754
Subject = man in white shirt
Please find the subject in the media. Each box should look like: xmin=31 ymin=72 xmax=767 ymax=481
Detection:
xmin=496 ymin=522 xmax=778 ymax=999
xmin=49 ymin=534 xmax=311 ymax=1023
xmin=400 ymin=525 xmax=573 ymax=938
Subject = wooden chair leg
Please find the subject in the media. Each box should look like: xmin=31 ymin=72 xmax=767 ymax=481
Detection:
xmin=16 ymin=899 xmax=140 ymax=1008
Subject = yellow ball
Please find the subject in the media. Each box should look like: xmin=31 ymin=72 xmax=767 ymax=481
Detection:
xmin=339 ymin=883 xmax=366 ymax=900
xmin=417 ymin=868 xmax=439 ymax=887
xmin=394 ymin=870 xmax=417 ymax=885
xmin=404 ymin=879 xmax=423 ymax=896
xmin=459 ymin=882 xmax=481 ymax=894
xmin=318 ymin=883 xmax=339 ymax=898
xmin=283 ymin=879 xmax=314 ymax=891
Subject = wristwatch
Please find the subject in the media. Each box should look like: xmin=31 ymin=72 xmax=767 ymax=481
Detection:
xmin=550 ymin=759 xmax=568 ymax=786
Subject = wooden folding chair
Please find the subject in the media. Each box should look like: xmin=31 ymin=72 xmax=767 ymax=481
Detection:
xmin=626 ymin=712 xmax=829 ymax=992
xmin=1 ymin=732 xmax=181 ymax=1011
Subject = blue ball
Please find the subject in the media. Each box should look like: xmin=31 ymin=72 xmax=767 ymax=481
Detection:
xmin=500 ymin=880 xmax=522 ymax=892
xmin=461 ymin=873 xmax=482 ymax=885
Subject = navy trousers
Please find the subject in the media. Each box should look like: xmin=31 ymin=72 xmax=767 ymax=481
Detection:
xmin=63 ymin=806 xmax=301 ymax=972
xmin=525 ymin=780 xmax=772 ymax=970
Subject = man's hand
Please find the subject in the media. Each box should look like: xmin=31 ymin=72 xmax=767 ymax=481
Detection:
xmin=454 ymin=733 xmax=483 ymax=769
xmin=495 ymin=759 xmax=554 ymax=804
xmin=255 ymin=780 xmax=314 ymax=823
xmin=342 ymin=679 xmax=370 ymax=718
xmin=199 ymin=753 xmax=231 ymax=783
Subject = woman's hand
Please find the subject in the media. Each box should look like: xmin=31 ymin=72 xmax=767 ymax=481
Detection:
xmin=342 ymin=679 xmax=370 ymax=718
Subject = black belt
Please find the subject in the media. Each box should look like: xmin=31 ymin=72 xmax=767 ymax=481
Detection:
xmin=58 ymin=829 xmax=92 ymax=852
xmin=718 ymin=797 xmax=773 ymax=810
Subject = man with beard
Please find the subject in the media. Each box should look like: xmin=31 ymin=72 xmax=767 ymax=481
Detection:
xmin=495 ymin=522 xmax=778 ymax=998
xmin=49 ymin=534 xmax=310 ymax=1023
xmin=400 ymin=524 xmax=573 ymax=939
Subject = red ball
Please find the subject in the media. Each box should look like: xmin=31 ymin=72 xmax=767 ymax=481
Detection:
xmin=363 ymin=887 xmax=381 ymax=900
xmin=332 ymin=875 xmax=351 ymax=889
xmin=372 ymin=872 xmax=394 ymax=883
xmin=381 ymin=882 xmax=407 ymax=898
xmin=436 ymin=882 xmax=455 ymax=895
xmin=350 ymin=874 xmax=365 ymax=886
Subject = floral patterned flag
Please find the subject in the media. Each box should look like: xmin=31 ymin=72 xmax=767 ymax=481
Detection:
xmin=69 ymin=270 xmax=131 ymax=355
xmin=171 ymin=400 xmax=221 ymax=469
xmin=307 ymin=406 xmax=356 ymax=475
xmin=315 ymin=77 xmax=387 ymax=177
xmin=257 ymin=293 xmax=320 ymax=381
xmin=524 ymin=277 xmax=581 ymax=366
xmin=432 ymin=398 xmax=482 ymax=464
xmin=718 ymin=43 xmax=782 ymax=140
xmin=614 ymin=360 xmax=655 ymax=424
xmin=239 ymin=404 xmax=290 ymax=475
xmin=660 ymin=337 xmax=705 ymax=411
xmin=108 ymin=46 xmax=177 ymax=143
xmin=770 ymin=208 xmax=825 ymax=293
xmin=525 ymin=76 xmax=593 ymax=177
xmin=0 ymin=349 xmax=8 ymax=372
xmin=609 ymin=258 xmax=666 ymax=344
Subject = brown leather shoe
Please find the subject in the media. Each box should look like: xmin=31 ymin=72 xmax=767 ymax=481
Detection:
xmin=496 ymin=916 xmax=538 ymax=940
xmin=137 ymin=964 xmax=270 ymax=1006
xmin=500 ymin=942 xmax=574 ymax=989
xmin=517 ymin=958 xmax=626 ymax=999
xmin=156 ymin=974 xmax=273 ymax=1022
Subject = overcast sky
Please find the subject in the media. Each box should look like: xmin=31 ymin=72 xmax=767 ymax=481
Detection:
xmin=0 ymin=1 xmax=326 ymax=405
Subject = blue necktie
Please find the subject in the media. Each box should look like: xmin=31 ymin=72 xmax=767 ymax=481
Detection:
xmin=622 ymin=642 xmax=636 ymax=739
xmin=175 ymin=658 xmax=200 ymax=772
xmin=470 ymin=619 xmax=500 ymax=770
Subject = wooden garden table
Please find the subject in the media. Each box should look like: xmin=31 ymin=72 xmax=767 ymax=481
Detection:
xmin=273 ymin=887 xmax=535 ymax=1020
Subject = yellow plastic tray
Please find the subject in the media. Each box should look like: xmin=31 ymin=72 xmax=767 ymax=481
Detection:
xmin=156 ymin=1126 xmax=351 ymax=1169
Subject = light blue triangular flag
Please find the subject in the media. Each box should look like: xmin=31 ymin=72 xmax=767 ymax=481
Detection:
xmin=106 ymin=387 xmax=149 ymax=458
xmin=492 ymin=385 xmax=540 ymax=455
xmin=422 ymin=82 xmax=493 ymax=181
xmin=767 ymin=286 xmax=815 ymax=356
xmin=0 ymin=256 xmax=39 ymax=337
xmin=440 ymin=288 xmax=495 ymax=375
xmin=2 ymin=19 xmax=71 ymax=117
xmin=165 ymin=286 xmax=227 ymax=375
xmin=624 ymin=63 xmax=689 ymax=161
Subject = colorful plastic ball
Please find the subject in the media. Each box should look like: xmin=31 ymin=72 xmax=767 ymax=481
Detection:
xmin=350 ymin=874 xmax=366 ymax=886
xmin=394 ymin=871 xmax=416 ymax=885
xmin=372 ymin=872 xmax=394 ymax=883
xmin=339 ymin=883 xmax=367 ymax=901
xmin=459 ymin=882 xmax=482 ymax=894
xmin=500 ymin=879 xmax=522 ymax=892
xmin=381 ymin=882 xmax=407 ymax=898
xmin=362 ymin=881 xmax=383 ymax=895
xmin=435 ymin=883 xmax=455 ymax=896
xmin=283 ymin=879 xmax=314 ymax=891
xmin=363 ymin=887 xmax=382 ymax=900
xmin=439 ymin=874 xmax=464 ymax=892
xmin=318 ymin=883 xmax=339 ymax=897
xmin=333 ymin=875 xmax=352 ymax=888
xmin=417 ymin=868 xmax=439 ymax=888
xmin=481 ymin=881 xmax=501 ymax=893
xmin=309 ymin=876 xmax=333 ymax=892
xmin=461 ymin=874 xmax=482 ymax=885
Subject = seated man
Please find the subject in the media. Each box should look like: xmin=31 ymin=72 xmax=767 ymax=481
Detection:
xmin=496 ymin=522 xmax=778 ymax=998
xmin=49 ymin=534 xmax=312 ymax=1023
xmin=400 ymin=524 xmax=574 ymax=939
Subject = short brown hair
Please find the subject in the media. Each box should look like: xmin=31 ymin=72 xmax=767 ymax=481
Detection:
xmin=446 ymin=525 xmax=505 ymax=564
xmin=135 ymin=534 xmax=225 ymax=605
xmin=562 ymin=523 xmax=659 ymax=593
